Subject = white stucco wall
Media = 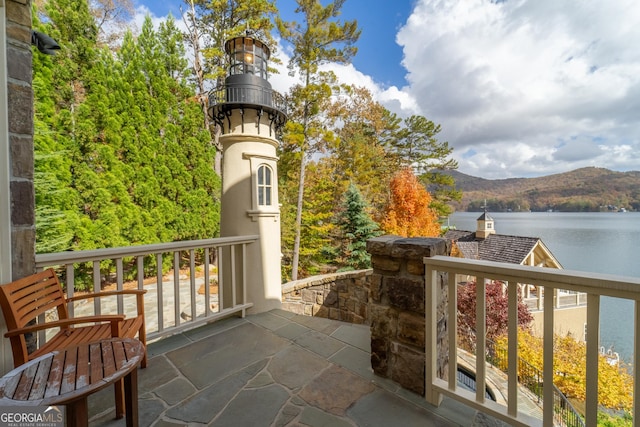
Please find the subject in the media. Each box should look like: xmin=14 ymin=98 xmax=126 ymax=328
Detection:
xmin=219 ymin=108 xmax=282 ymax=313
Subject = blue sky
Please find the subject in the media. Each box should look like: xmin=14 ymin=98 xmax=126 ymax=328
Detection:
xmin=137 ymin=0 xmax=412 ymax=88
xmin=133 ymin=0 xmax=640 ymax=180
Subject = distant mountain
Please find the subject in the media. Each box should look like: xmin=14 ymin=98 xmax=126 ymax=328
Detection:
xmin=446 ymin=167 xmax=640 ymax=212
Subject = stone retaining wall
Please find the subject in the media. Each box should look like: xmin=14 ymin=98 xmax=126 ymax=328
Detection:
xmin=281 ymin=270 xmax=372 ymax=324
xmin=366 ymin=235 xmax=451 ymax=396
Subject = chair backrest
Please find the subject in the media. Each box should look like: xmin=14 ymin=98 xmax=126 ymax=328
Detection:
xmin=0 ymin=268 xmax=69 ymax=331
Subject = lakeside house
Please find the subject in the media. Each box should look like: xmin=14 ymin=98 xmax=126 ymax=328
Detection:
xmin=444 ymin=211 xmax=588 ymax=341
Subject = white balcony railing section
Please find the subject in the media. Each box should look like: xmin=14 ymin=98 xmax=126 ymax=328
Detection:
xmin=424 ymin=255 xmax=640 ymax=427
xmin=35 ymin=236 xmax=258 ymax=344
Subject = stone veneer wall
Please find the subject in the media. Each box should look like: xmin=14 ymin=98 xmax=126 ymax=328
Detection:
xmin=281 ymin=270 xmax=372 ymax=324
xmin=6 ymin=0 xmax=35 ymax=280
xmin=366 ymin=235 xmax=451 ymax=396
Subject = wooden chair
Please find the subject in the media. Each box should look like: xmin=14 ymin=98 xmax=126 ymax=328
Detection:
xmin=0 ymin=268 xmax=147 ymax=418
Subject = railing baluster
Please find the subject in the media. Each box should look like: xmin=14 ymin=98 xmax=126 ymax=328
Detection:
xmin=116 ymin=257 xmax=124 ymax=314
xmin=634 ymin=301 xmax=640 ymax=427
xmin=136 ymin=256 xmax=144 ymax=290
xmin=230 ymin=246 xmax=236 ymax=308
xmin=447 ymin=272 xmax=457 ymax=391
xmin=204 ymin=248 xmax=211 ymax=317
xmin=218 ymin=246 xmax=224 ymax=311
xmin=241 ymin=243 xmax=247 ymax=317
xmin=476 ymin=276 xmax=486 ymax=404
xmin=66 ymin=264 xmax=75 ymax=317
xmin=93 ymin=261 xmax=101 ymax=315
xmin=543 ymin=285 xmax=554 ymax=427
xmin=156 ymin=253 xmax=164 ymax=333
xmin=585 ymin=294 xmax=600 ymax=427
xmin=189 ymin=249 xmax=196 ymax=321
xmin=173 ymin=251 xmax=181 ymax=326
xmin=507 ymin=280 xmax=518 ymax=417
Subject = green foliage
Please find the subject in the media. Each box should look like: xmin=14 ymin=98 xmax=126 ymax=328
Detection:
xmin=33 ymin=1 xmax=220 ymax=289
xmin=277 ymin=0 xmax=361 ymax=280
xmin=389 ymin=115 xmax=460 ymax=217
xmin=597 ymin=412 xmax=633 ymax=427
xmin=335 ymin=183 xmax=381 ymax=270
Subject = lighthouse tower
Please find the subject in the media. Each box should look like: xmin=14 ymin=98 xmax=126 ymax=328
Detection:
xmin=208 ymin=34 xmax=287 ymax=313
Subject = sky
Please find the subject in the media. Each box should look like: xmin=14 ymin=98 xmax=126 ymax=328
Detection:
xmin=134 ymin=0 xmax=640 ymax=180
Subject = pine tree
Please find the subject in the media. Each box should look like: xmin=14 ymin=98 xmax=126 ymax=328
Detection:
xmin=391 ymin=115 xmax=461 ymax=217
xmin=277 ymin=0 xmax=360 ymax=280
xmin=335 ymin=183 xmax=381 ymax=270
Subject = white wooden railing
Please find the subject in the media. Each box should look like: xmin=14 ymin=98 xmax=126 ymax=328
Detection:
xmin=424 ymin=255 xmax=640 ymax=427
xmin=35 ymin=236 xmax=258 ymax=343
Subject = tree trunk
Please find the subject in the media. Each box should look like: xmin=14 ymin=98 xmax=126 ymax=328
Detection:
xmin=291 ymin=151 xmax=306 ymax=281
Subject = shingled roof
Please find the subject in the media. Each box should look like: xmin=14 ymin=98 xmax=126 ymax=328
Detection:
xmin=444 ymin=229 xmax=540 ymax=265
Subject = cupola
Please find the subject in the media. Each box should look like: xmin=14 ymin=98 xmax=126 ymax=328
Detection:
xmin=476 ymin=210 xmax=496 ymax=239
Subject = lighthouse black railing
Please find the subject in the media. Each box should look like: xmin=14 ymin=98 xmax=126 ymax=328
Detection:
xmin=208 ymin=83 xmax=287 ymax=116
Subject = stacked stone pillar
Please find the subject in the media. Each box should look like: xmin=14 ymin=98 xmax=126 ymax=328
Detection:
xmin=366 ymin=236 xmax=450 ymax=396
xmin=5 ymin=0 xmax=35 ymax=281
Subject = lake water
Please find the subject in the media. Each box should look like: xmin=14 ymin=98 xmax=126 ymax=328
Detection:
xmin=449 ymin=211 xmax=640 ymax=362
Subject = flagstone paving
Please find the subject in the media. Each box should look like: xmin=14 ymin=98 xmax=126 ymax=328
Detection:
xmin=88 ymin=309 xmax=480 ymax=426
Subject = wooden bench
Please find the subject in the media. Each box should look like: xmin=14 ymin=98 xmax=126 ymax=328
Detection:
xmin=0 ymin=268 xmax=147 ymax=418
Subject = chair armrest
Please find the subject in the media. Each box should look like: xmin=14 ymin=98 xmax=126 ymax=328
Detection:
xmin=4 ymin=315 xmax=126 ymax=338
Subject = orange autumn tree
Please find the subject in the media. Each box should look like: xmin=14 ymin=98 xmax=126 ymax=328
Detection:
xmin=381 ymin=167 xmax=441 ymax=237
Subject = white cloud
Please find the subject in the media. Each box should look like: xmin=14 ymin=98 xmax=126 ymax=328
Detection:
xmin=390 ymin=0 xmax=640 ymax=178
xmin=132 ymin=0 xmax=640 ymax=179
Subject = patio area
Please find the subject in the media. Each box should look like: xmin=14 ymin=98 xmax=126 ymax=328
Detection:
xmin=88 ymin=309 xmax=478 ymax=427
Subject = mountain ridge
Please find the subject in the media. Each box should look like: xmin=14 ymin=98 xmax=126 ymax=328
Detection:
xmin=447 ymin=167 xmax=640 ymax=212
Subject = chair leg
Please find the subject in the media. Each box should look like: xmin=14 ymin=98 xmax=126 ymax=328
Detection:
xmin=114 ymin=378 xmax=125 ymax=419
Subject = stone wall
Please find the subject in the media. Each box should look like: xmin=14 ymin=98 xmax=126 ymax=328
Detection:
xmin=282 ymin=270 xmax=372 ymax=324
xmin=366 ymin=235 xmax=450 ymax=396
xmin=6 ymin=0 xmax=35 ymax=280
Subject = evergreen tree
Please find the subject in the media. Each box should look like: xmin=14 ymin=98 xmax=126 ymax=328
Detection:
xmin=277 ymin=0 xmax=360 ymax=280
xmin=391 ymin=115 xmax=461 ymax=217
xmin=32 ymin=0 xmax=97 ymax=253
xmin=335 ymin=183 xmax=381 ymax=270
xmin=34 ymin=2 xmax=220 ymax=262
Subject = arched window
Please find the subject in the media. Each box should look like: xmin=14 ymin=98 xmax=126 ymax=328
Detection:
xmin=257 ymin=164 xmax=273 ymax=206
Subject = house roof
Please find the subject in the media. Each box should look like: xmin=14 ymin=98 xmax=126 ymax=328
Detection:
xmin=444 ymin=229 xmax=541 ymax=265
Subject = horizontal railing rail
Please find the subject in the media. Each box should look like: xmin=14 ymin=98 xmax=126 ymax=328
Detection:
xmin=424 ymin=256 xmax=640 ymax=427
xmin=35 ymin=236 xmax=259 ymax=344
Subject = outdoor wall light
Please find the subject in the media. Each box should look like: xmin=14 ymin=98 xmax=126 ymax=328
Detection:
xmin=31 ymin=31 xmax=60 ymax=55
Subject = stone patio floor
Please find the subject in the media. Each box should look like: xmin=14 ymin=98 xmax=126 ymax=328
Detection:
xmin=88 ymin=309 xmax=482 ymax=427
